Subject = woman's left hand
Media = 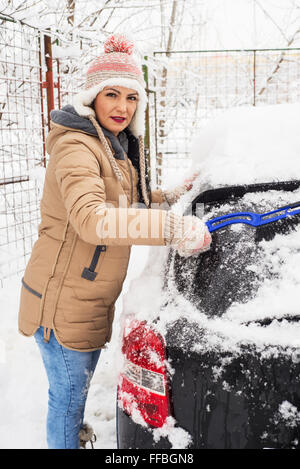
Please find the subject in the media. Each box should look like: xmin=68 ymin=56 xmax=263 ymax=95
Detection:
xmin=183 ymin=171 xmax=200 ymax=191
xmin=163 ymin=171 xmax=200 ymax=205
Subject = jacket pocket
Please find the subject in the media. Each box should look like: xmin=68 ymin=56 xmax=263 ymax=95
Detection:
xmin=81 ymin=245 xmax=106 ymax=281
xmin=18 ymin=278 xmax=42 ymax=336
xmin=21 ymin=278 xmax=42 ymax=298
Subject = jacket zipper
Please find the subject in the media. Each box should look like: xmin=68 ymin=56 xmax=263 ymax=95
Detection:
xmin=81 ymin=244 xmax=106 ymax=281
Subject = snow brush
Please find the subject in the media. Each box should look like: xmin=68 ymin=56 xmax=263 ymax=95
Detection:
xmin=206 ymin=201 xmax=300 ymax=233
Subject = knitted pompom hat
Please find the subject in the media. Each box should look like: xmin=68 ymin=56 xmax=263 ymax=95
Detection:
xmin=73 ymin=34 xmax=147 ymax=138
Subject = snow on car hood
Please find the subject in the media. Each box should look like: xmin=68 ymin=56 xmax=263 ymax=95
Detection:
xmin=122 ymin=103 xmax=300 ymax=353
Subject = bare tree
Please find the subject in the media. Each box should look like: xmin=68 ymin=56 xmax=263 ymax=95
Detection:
xmin=67 ymin=0 xmax=75 ymax=27
xmin=156 ymin=0 xmax=179 ymax=185
xmin=254 ymin=0 xmax=300 ymax=97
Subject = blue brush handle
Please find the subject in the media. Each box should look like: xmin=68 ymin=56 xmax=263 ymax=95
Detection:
xmin=206 ymin=202 xmax=300 ymax=233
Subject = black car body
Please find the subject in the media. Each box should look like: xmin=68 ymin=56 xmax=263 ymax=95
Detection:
xmin=117 ymin=180 xmax=300 ymax=449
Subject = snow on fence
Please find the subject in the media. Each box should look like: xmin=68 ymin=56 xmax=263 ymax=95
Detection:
xmin=0 ymin=14 xmax=102 ymax=284
xmin=152 ymin=48 xmax=300 ymax=187
xmin=0 ymin=15 xmax=44 ymax=284
xmin=1 ymin=13 xmax=300 ymax=283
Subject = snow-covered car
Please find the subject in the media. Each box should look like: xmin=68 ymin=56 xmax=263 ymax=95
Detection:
xmin=116 ymin=104 xmax=300 ymax=449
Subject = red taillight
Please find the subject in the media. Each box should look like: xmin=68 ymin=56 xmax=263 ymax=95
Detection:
xmin=118 ymin=319 xmax=170 ymax=428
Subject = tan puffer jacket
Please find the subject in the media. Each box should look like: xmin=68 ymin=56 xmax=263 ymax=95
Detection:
xmin=18 ymin=118 xmax=167 ymax=351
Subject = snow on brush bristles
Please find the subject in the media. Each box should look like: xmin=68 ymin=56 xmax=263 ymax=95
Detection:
xmin=104 ymin=35 xmax=134 ymax=55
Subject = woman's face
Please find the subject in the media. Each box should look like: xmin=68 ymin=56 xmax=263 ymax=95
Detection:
xmin=94 ymin=86 xmax=138 ymax=136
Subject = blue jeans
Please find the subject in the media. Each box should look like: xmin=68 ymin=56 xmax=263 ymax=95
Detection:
xmin=34 ymin=327 xmax=101 ymax=449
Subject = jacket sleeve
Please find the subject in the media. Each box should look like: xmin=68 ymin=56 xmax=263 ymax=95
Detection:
xmin=151 ymin=189 xmax=165 ymax=205
xmin=54 ymin=136 xmax=167 ymax=247
xmin=151 ymin=188 xmax=186 ymax=206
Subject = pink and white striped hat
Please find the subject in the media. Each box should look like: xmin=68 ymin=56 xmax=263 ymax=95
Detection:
xmin=73 ymin=34 xmax=147 ymax=137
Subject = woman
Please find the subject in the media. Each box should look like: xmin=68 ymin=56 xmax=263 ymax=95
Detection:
xmin=18 ymin=34 xmax=211 ymax=449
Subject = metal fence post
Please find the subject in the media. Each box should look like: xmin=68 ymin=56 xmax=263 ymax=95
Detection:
xmin=38 ymin=33 xmax=47 ymax=167
xmin=253 ymin=49 xmax=256 ymax=106
xmin=143 ymin=56 xmax=151 ymax=182
xmin=43 ymin=33 xmax=55 ymax=131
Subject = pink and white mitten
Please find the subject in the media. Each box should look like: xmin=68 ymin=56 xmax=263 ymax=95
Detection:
xmin=164 ymin=212 xmax=212 ymax=258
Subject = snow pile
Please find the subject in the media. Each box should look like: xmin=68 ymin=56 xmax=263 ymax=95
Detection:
xmin=190 ymin=102 xmax=300 ymax=187
xmin=122 ymin=246 xmax=169 ymax=321
xmin=276 ymin=401 xmax=300 ymax=428
xmin=152 ymin=417 xmax=192 ymax=449
xmin=52 ymin=45 xmax=82 ymax=59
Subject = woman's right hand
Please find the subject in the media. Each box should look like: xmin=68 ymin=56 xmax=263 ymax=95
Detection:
xmin=164 ymin=212 xmax=212 ymax=258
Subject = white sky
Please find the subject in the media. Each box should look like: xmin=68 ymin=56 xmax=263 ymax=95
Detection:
xmin=133 ymin=0 xmax=300 ymax=52
xmin=203 ymin=0 xmax=299 ymax=50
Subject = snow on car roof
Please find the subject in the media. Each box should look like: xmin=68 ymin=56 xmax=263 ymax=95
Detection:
xmin=190 ymin=102 xmax=300 ymax=187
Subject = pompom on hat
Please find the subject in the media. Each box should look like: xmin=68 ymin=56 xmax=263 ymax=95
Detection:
xmin=73 ymin=34 xmax=147 ymax=138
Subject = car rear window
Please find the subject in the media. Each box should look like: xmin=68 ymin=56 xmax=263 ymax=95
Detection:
xmin=169 ymin=180 xmax=300 ymax=324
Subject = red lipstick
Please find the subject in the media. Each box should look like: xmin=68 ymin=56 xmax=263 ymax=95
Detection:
xmin=111 ymin=116 xmax=126 ymax=123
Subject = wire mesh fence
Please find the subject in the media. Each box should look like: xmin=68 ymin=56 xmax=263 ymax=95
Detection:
xmin=51 ymin=36 xmax=103 ymax=115
xmin=0 ymin=16 xmax=45 ymax=283
xmin=0 ymin=15 xmax=103 ymax=285
xmin=1 ymin=12 xmax=300 ymax=284
xmin=151 ymin=49 xmax=300 ymax=187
